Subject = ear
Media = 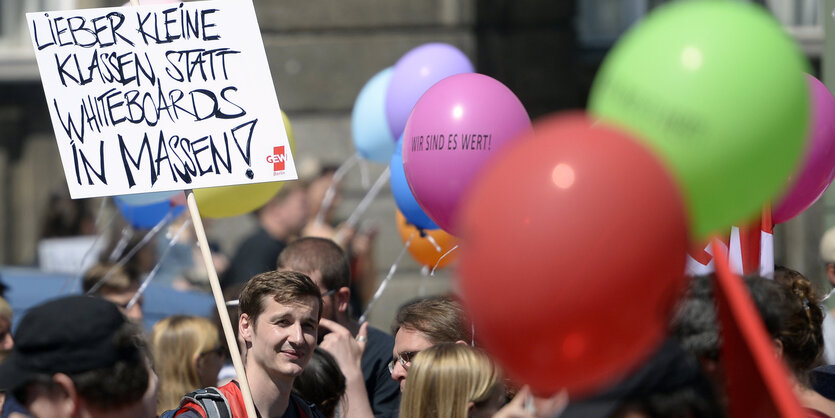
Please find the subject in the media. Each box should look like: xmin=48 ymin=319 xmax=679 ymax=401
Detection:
xmin=193 ymin=352 xmax=204 ymax=375
xmin=466 ymin=401 xmax=475 ymax=417
xmin=774 ymin=338 xmax=784 ymax=358
xmin=52 ymin=373 xmax=80 ymax=417
xmin=335 ymin=287 xmax=351 ymax=314
xmin=827 ymin=264 xmax=835 ymax=286
xmin=239 ymin=313 xmax=253 ymax=345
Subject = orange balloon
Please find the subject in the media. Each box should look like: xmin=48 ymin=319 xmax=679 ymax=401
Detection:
xmin=396 ymin=210 xmax=458 ymax=269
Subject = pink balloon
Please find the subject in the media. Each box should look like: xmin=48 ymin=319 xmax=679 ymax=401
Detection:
xmin=402 ymin=73 xmax=531 ymax=233
xmin=773 ymin=75 xmax=835 ymax=224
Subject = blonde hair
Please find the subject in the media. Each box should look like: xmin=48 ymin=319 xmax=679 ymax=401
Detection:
xmin=0 ymin=296 xmax=11 ymax=322
xmin=399 ymin=343 xmax=501 ymax=418
xmin=150 ymin=315 xmax=221 ymax=415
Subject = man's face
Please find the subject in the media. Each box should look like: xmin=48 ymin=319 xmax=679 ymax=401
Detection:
xmin=391 ymin=327 xmax=434 ymax=392
xmin=242 ymin=295 xmax=318 ymax=380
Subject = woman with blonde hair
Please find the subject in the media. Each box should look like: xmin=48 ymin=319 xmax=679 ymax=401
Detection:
xmin=150 ymin=315 xmax=226 ymax=415
xmin=400 ymin=343 xmax=506 ymax=418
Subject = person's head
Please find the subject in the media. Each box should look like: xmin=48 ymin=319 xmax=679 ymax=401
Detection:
xmin=0 ymin=296 xmax=157 ymax=418
xmin=278 ymin=237 xmax=351 ymax=324
xmin=399 ymin=343 xmax=503 ymax=418
xmin=820 ymin=227 xmax=835 ymax=286
xmin=305 ymin=166 xmax=341 ymax=223
xmin=0 ymin=296 xmax=14 ymax=362
xmin=238 ymin=270 xmax=322 ymax=381
xmin=259 ymin=182 xmax=310 ymax=239
xmin=150 ymin=315 xmax=225 ymax=415
xmin=390 ymin=296 xmax=471 ymax=391
xmin=39 ymin=192 xmax=95 ymax=239
xmin=748 ymin=269 xmax=824 ymax=385
xmin=670 ymin=275 xmax=720 ymax=376
xmin=83 ymin=262 xmax=143 ymax=322
xmin=292 ymin=347 xmax=346 ymax=418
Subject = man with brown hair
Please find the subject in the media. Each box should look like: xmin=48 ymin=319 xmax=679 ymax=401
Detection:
xmin=171 ymin=270 xmax=324 ymax=417
xmin=278 ymin=237 xmax=398 ymax=417
xmin=389 ymin=295 xmax=471 ymax=392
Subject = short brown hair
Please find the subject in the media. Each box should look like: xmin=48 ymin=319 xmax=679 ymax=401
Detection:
xmin=392 ymin=296 xmax=471 ymax=345
xmin=277 ymin=237 xmax=350 ymax=291
xmin=239 ymin=270 xmax=323 ymax=324
xmin=82 ymin=263 xmax=137 ymax=295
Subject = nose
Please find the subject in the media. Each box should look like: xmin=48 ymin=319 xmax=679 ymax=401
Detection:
xmin=390 ymin=360 xmax=407 ymax=385
xmin=0 ymin=332 xmax=12 ymax=350
xmin=288 ymin=322 xmax=304 ymax=344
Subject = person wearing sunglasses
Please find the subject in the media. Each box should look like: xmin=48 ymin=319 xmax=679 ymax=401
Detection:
xmin=151 ymin=315 xmax=227 ymax=416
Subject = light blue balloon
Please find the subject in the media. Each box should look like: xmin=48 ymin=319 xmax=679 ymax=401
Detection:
xmin=352 ymin=68 xmax=397 ymax=163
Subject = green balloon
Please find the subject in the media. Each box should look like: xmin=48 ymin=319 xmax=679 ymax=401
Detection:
xmin=589 ymin=1 xmax=809 ymax=239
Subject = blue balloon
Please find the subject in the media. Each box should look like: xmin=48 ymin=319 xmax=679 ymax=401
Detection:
xmin=390 ymin=137 xmax=438 ymax=230
xmin=117 ymin=191 xmax=180 ymax=206
xmin=115 ymin=197 xmax=184 ymax=229
xmin=352 ymin=68 xmax=397 ymax=163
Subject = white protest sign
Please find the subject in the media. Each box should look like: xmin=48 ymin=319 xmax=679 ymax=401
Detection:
xmin=28 ymin=0 xmax=296 ymax=199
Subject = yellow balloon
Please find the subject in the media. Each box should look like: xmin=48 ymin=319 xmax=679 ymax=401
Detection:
xmin=194 ymin=111 xmax=296 ymax=218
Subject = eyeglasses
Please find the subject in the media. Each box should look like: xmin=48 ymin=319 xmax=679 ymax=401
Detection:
xmin=387 ymin=351 xmax=420 ymax=374
xmin=321 ymin=289 xmax=337 ymax=298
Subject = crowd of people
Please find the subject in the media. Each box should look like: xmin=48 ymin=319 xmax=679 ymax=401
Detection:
xmin=4 ymin=174 xmax=835 ymax=417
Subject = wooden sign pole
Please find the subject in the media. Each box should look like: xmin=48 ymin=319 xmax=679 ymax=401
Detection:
xmin=185 ymin=189 xmax=258 ymax=417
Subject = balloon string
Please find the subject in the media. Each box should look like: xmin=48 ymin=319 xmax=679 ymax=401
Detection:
xmin=87 ymin=209 xmax=174 ymax=295
xmin=315 ymin=154 xmax=358 ymax=227
xmin=430 ymin=244 xmax=459 ymax=277
xmin=359 ymin=232 xmax=414 ymax=324
xmin=335 ymin=167 xmax=390 ymax=244
xmin=61 ymin=205 xmax=117 ymax=294
xmin=109 ymin=227 xmax=135 ymax=262
xmin=94 ymin=197 xmax=109 ymax=228
xmin=419 ymin=265 xmax=430 ymax=297
xmin=359 ymin=157 xmax=370 ymax=190
xmin=822 ymin=287 xmax=835 ymax=303
xmin=127 ymin=219 xmax=191 ymax=311
xmin=424 ymin=234 xmax=442 ymax=253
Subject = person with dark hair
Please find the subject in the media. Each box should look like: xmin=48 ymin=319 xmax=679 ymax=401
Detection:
xmin=222 ymin=183 xmax=309 ymax=289
xmin=389 ymin=295 xmax=471 ymax=392
xmin=169 ymin=270 xmax=324 ymax=417
xmin=0 ymin=295 xmax=157 ymax=418
xmin=292 ymin=348 xmax=346 ymax=418
xmin=278 ymin=237 xmax=399 ymax=417
xmin=748 ymin=269 xmax=835 ymax=416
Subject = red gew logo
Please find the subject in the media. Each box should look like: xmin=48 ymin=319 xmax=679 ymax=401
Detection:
xmin=266 ymin=146 xmax=286 ymax=172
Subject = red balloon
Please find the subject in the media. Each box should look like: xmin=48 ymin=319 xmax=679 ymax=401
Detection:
xmin=457 ymin=114 xmax=690 ymax=396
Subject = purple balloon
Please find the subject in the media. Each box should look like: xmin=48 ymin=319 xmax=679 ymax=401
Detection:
xmin=402 ymin=73 xmax=531 ymax=233
xmin=385 ymin=43 xmax=474 ymax=139
xmin=773 ymin=75 xmax=835 ymax=224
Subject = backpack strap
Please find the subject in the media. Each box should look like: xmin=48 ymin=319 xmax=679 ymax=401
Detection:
xmin=178 ymin=387 xmax=233 ymax=418
xmin=290 ymin=393 xmax=325 ymax=418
